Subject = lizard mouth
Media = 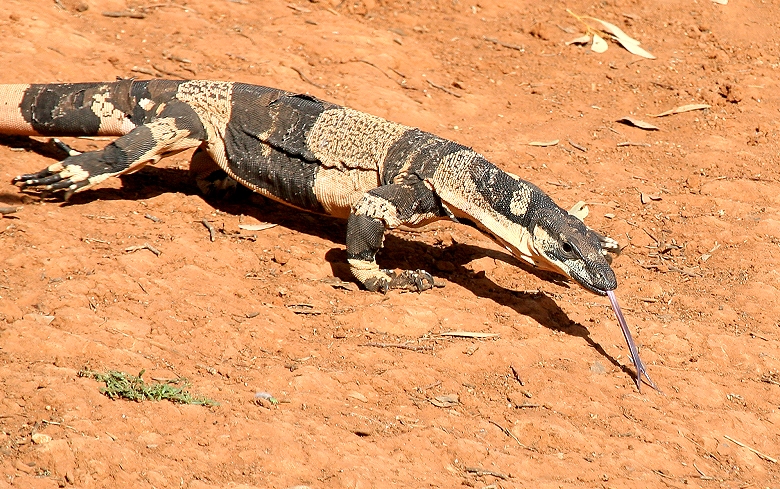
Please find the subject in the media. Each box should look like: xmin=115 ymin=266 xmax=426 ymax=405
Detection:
xmin=574 ymin=279 xmax=612 ymax=296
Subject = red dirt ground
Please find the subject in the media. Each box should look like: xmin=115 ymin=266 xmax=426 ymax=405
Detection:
xmin=1 ymin=0 xmax=779 ymax=487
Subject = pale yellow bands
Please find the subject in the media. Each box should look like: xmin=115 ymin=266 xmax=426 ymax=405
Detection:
xmin=0 ymin=84 xmax=35 ymax=135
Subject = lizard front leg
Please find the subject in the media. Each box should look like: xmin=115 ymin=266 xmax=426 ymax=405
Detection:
xmin=14 ymin=101 xmax=206 ymax=198
xmin=346 ymin=181 xmax=444 ymax=292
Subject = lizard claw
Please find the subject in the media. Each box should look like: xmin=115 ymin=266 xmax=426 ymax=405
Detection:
xmin=389 ymin=269 xmax=435 ymax=292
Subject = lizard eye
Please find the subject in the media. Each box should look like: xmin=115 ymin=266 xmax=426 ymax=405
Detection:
xmin=561 ymin=242 xmax=573 ymax=254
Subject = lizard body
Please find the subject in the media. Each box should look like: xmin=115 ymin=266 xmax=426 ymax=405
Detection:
xmin=1 ymin=80 xmax=618 ymax=294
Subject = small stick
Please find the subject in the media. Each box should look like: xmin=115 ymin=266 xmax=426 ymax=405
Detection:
xmin=617 ymin=141 xmax=652 ymax=147
xmin=464 ymin=467 xmax=509 ymax=480
xmin=509 ymin=365 xmax=525 ymax=385
xmin=125 ymin=243 xmax=161 ymax=256
xmin=102 ymin=11 xmax=147 ymax=18
xmin=652 ymin=469 xmax=675 ymax=480
xmin=723 ymin=435 xmax=777 ymax=463
xmin=144 ymin=214 xmax=161 ymax=223
xmin=487 ymin=419 xmax=535 ymax=451
xmin=692 ymin=462 xmax=714 ymax=480
xmin=289 ymin=66 xmax=326 ymax=89
xmin=482 ymin=36 xmax=525 ymax=52
xmin=361 ymin=342 xmax=433 ymax=352
xmin=152 ymin=64 xmax=187 ymax=79
xmin=131 ymin=66 xmax=157 ymax=76
xmin=201 ymin=219 xmax=216 ymax=242
xmin=389 ymin=67 xmax=407 ymax=79
xmin=139 ymin=3 xmax=198 ymax=13
xmin=426 ymin=80 xmax=462 ymax=98
xmin=567 ymin=139 xmax=588 ymax=152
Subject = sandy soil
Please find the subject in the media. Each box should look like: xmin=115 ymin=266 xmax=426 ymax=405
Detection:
xmin=1 ymin=0 xmax=779 ymax=487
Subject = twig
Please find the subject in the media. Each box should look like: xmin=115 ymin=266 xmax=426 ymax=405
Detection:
xmin=152 ymin=64 xmax=187 ymax=79
xmin=464 ymin=467 xmax=509 ymax=480
xmin=426 ymin=79 xmax=462 ymax=98
xmin=102 ymin=11 xmax=147 ymax=18
xmin=343 ymin=59 xmax=409 ymax=89
xmin=289 ymin=66 xmax=326 ymax=89
xmin=724 ymin=435 xmax=777 ymax=463
xmin=487 ymin=419 xmax=535 ymax=451
xmin=482 ymin=36 xmax=525 ymax=52
xmin=125 ymin=243 xmax=161 ymax=256
xmin=652 ymin=469 xmax=676 ymax=480
xmin=361 ymin=342 xmax=433 ymax=352
xmin=201 ymin=219 xmax=216 ymax=242
xmin=692 ymin=462 xmax=715 ymax=480
xmin=131 ymin=66 xmax=157 ymax=76
xmin=352 ymin=59 xmax=394 ymax=81
xmin=139 ymin=3 xmax=198 ymax=13
xmin=642 ymin=227 xmax=660 ymax=245
xmin=567 ymin=138 xmax=588 ymax=152
xmin=42 ymin=419 xmax=80 ymax=433
xmin=509 ymin=365 xmax=525 ymax=385
xmin=144 ymin=214 xmax=160 ymax=223
xmin=617 ymin=141 xmax=652 ymax=147
xmin=389 ymin=67 xmax=407 ymax=79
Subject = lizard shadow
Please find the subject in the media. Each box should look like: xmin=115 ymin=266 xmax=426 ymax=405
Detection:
xmin=2 ymin=141 xmax=627 ymax=372
xmin=327 ymin=236 xmax=628 ymax=373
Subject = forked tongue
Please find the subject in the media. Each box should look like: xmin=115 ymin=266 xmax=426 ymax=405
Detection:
xmin=606 ymin=290 xmax=659 ymax=393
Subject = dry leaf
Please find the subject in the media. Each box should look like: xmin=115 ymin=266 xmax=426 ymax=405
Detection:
xmin=528 ymin=139 xmax=559 ymax=147
xmin=568 ymin=201 xmax=590 ymax=221
xmin=566 ymin=34 xmax=591 ymax=45
xmin=617 ymin=117 xmax=659 ymax=130
xmin=591 ymin=33 xmax=608 ymax=53
xmin=640 ymin=193 xmax=662 ymax=204
xmin=651 ymin=104 xmax=711 ymax=117
xmin=238 ymin=223 xmax=278 ymax=231
xmin=439 ymin=331 xmax=499 ymax=338
xmin=711 ymin=0 xmax=727 ymax=4
xmin=593 ymin=18 xmax=656 ymax=59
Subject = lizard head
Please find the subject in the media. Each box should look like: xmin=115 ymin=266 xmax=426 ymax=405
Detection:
xmin=524 ymin=206 xmax=618 ymax=295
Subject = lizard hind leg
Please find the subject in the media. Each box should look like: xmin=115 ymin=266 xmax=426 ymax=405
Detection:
xmin=189 ymin=147 xmax=240 ymax=198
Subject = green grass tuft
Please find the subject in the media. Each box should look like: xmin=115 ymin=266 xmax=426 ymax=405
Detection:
xmin=78 ymin=368 xmax=217 ymax=406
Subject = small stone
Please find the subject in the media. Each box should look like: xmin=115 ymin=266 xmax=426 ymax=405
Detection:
xmin=75 ymin=3 xmax=89 ymax=12
xmin=31 ymin=433 xmax=52 ymax=445
xmin=590 ymin=361 xmax=607 ymax=374
xmin=273 ymin=250 xmax=290 ymax=265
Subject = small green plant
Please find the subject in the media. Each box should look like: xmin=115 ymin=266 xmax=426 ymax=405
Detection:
xmin=78 ymin=368 xmax=217 ymax=406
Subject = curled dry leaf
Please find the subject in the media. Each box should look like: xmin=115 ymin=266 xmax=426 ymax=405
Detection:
xmin=565 ymin=34 xmax=591 ymax=45
xmin=591 ymin=33 xmax=608 ymax=53
xmin=528 ymin=139 xmax=559 ymax=147
xmin=568 ymin=201 xmax=589 ymax=221
xmin=238 ymin=223 xmax=278 ymax=231
xmin=593 ymin=18 xmax=656 ymax=59
xmin=439 ymin=331 xmax=499 ymax=338
xmin=617 ymin=117 xmax=659 ymax=130
xmin=651 ymin=104 xmax=711 ymax=117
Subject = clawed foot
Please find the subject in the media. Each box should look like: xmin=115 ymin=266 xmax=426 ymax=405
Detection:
xmin=13 ymin=141 xmax=117 ymax=198
xmin=364 ymin=269 xmax=436 ymax=293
